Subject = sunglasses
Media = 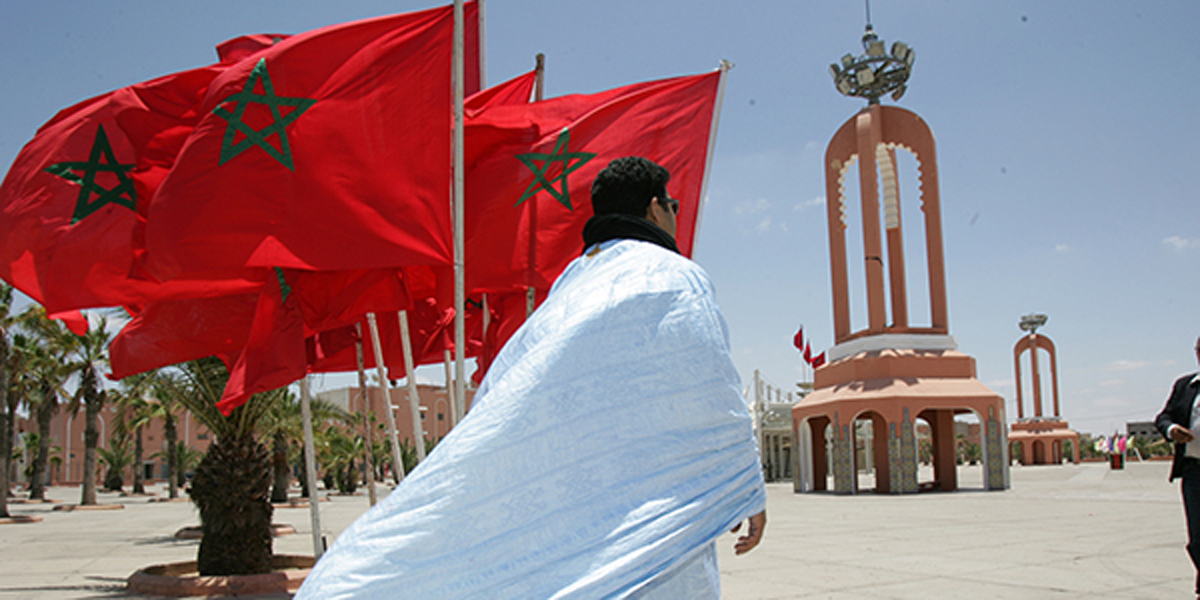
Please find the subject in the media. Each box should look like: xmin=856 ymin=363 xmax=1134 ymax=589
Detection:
xmin=658 ymin=196 xmax=680 ymax=215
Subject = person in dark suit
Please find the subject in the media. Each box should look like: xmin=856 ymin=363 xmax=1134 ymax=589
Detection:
xmin=1155 ymin=336 xmax=1200 ymax=598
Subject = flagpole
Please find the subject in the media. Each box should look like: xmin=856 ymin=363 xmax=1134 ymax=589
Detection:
xmin=526 ymin=53 xmax=545 ymax=318
xmin=353 ymin=323 xmax=378 ymax=507
xmin=397 ymin=310 xmax=427 ymax=461
xmin=452 ymin=0 xmax=468 ymax=423
xmin=694 ymin=60 xmax=733 ymax=247
xmin=299 ymin=375 xmax=324 ymax=559
xmin=443 ymin=350 xmax=454 ymax=424
xmin=366 ymin=312 xmax=406 ymax=483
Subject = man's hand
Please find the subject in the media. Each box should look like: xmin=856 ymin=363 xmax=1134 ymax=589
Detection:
xmin=1170 ymin=424 xmax=1196 ymax=444
xmin=730 ymin=510 xmax=766 ymax=555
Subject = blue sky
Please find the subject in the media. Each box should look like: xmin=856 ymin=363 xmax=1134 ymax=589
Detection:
xmin=2 ymin=1 xmax=1197 ymax=435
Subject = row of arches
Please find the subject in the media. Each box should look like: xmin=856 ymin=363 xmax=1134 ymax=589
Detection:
xmin=792 ymin=404 xmax=1008 ymax=494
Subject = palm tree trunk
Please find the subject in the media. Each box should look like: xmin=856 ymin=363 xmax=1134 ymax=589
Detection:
xmin=191 ymin=434 xmax=273 ymax=576
xmin=298 ymin=446 xmax=309 ymax=499
xmin=0 ymin=410 xmax=9 ymax=519
xmin=132 ymin=425 xmax=145 ymax=494
xmin=81 ymin=389 xmax=101 ymax=504
xmin=0 ymin=336 xmax=8 ymax=518
xmin=4 ymin=400 xmax=16 ymax=499
xmin=28 ymin=391 xmax=55 ymax=501
xmin=270 ymin=429 xmax=290 ymax=504
xmin=164 ymin=413 xmax=178 ymax=499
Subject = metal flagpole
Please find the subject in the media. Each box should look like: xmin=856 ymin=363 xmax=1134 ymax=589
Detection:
xmin=452 ymin=0 xmax=467 ymax=423
xmin=366 ymin=312 xmax=406 ymax=483
xmin=299 ymin=376 xmax=323 ymax=558
xmin=353 ymin=323 xmax=377 ymax=507
xmin=397 ymin=310 xmax=427 ymax=461
xmin=693 ymin=60 xmax=733 ymax=247
xmin=526 ymin=53 xmax=546 ymax=318
xmin=443 ymin=350 xmax=454 ymax=425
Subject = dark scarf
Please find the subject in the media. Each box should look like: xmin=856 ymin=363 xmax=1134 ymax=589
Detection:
xmin=581 ymin=213 xmax=680 ymax=255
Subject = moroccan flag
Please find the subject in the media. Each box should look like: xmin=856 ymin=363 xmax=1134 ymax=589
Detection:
xmin=142 ymin=2 xmax=482 ymax=281
xmin=803 ymin=342 xmax=812 ymax=364
xmin=219 ymin=270 xmax=307 ymax=414
xmin=793 ymin=326 xmax=804 ymax=352
xmin=0 ymin=64 xmax=260 ymax=314
xmin=109 ymin=265 xmax=419 ymax=381
xmin=215 ymin=34 xmax=292 ymax=63
xmin=465 ymin=70 xmax=536 ymax=115
xmin=811 ymin=351 xmax=826 ymax=369
xmin=108 ymin=289 xmax=261 ymax=380
xmin=463 ymin=69 xmax=726 ymax=293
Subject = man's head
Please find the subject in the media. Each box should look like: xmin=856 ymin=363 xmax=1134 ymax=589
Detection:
xmin=590 ymin=156 xmax=678 ymax=238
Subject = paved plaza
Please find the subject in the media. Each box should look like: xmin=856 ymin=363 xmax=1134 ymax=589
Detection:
xmin=0 ymin=460 xmax=1192 ymax=599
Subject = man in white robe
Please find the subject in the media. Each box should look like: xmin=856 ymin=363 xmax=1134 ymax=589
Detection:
xmin=297 ymin=156 xmax=766 ymax=599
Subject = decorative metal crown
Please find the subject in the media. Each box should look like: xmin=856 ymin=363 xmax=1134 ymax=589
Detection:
xmin=1019 ymin=313 xmax=1049 ymax=334
xmin=828 ymin=25 xmax=914 ymax=104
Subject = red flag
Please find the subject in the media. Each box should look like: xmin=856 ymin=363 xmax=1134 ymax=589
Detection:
xmin=793 ymin=326 xmax=804 ymax=352
xmin=811 ymin=351 xmax=826 ymax=369
xmin=463 ymin=70 xmax=725 ymax=293
xmin=465 ymin=70 xmax=537 ymax=115
xmin=470 ymin=288 xmax=546 ymax=384
xmin=215 ymin=34 xmax=291 ymax=63
xmin=219 ymin=270 xmax=306 ymax=414
xmin=0 ymin=65 xmax=260 ymax=313
xmin=108 ymin=290 xmax=261 ymax=380
xmin=142 ymin=3 xmax=482 ymax=280
xmin=50 ymin=310 xmax=89 ymax=337
xmin=803 ymin=342 xmax=812 ymax=364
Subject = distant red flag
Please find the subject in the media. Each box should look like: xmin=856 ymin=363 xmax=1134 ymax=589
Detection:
xmin=215 ymin=34 xmax=291 ymax=63
xmin=811 ymin=352 xmax=826 ymax=369
xmin=465 ymin=70 xmax=537 ymax=115
xmin=803 ymin=342 xmax=812 ymax=363
xmin=0 ymin=64 xmax=260 ymax=313
xmin=793 ymin=326 xmax=804 ymax=352
xmin=142 ymin=2 xmax=482 ymax=280
xmin=50 ymin=310 xmax=89 ymax=337
xmin=464 ymin=69 xmax=726 ymax=293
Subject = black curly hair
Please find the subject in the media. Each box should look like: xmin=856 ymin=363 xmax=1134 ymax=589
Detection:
xmin=589 ymin=156 xmax=670 ymax=217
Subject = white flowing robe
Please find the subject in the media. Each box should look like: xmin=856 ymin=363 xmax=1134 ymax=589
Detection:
xmin=297 ymin=238 xmax=766 ymax=599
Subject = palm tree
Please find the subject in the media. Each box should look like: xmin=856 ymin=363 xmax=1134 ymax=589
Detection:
xmin=149 ymin=440 xmax=202 ymax=491
xmin=259 ymin=390 xmax=349 ymax=503
xmin=0 ymin=283 xmax=14 ymax=518
xmin=144 ymin=371 xmax=188 ymax=498
xmin=160 ymin=357 xmax=283 ymax=576
xmin=98 ymin=433 xmax=134 ymax=492
xmin=110 ymin=372 xmax=157 ymax=494
xmin=15 ymin=308 xmax=74 ymax=501
xmin=62 ymin=315 xmax=113 ymax=505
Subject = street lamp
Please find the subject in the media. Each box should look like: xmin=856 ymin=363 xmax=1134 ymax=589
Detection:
xmin=1019 ymin=313 xmax=1048 ymax=334
xmin=828 ymin=24 xmax=914 ymax=104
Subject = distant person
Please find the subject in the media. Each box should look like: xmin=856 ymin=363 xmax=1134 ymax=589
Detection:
xmin=297 ymin=156 xmax=766 ymax=598
xmin=1154 ymin=335 xmax=1200 ymax=598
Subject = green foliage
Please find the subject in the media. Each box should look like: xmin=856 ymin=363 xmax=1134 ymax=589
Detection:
xmin=98 ymin=434 xmax=134 ymax=491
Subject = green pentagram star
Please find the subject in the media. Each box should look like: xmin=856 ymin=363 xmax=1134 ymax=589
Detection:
xmin=44 ymin=124 xmax=136 ymax=225
xmin=214 ymin=58 xmax=316 ymax=171
xmin=515 ymin=128 xmax=596 ymax=210
xmin=274 ymin=267 xmax=292 ymax=302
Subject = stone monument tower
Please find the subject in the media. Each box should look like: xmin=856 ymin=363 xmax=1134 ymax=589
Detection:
xmin=1008 ymin=314 xmax=1080 ymax=464
xmin=792 ymin=24 xmax=1010 ymax=494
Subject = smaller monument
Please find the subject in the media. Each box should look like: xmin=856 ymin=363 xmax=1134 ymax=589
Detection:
xmin=1008 ymin=314 xmax=1080 ymax=464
